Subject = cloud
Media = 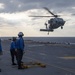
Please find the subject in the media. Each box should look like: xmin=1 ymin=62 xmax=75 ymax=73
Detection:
xmin=0 ymin=0 xmax=75 ymax=13
xmin=0 ymin=8 xmax=75 ymax=36
xmin=0 ymin=3 xmax=5 ymax=9
xmin=0 ymin=0 xmax=75 ymax=36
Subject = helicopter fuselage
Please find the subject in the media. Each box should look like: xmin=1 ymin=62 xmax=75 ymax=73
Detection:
xmin=48 ymin=17 xmax=65 ymax=29
xmin=29 ymin=7 xmax=66 ymax=34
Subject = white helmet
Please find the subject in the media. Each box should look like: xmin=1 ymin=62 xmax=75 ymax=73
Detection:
xmin=18 ymin=32 xmax=24 ymax=36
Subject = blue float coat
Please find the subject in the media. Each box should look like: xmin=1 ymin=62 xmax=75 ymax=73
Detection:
xmin=0 ymin=39 xmax=2 ymax=51
xmin=16 ymin=37 xmax=24 ymax=50
xmin=10 ymin=41 xmax=17 ymax=50
xmin=0 ymin=43 xmax=2 ymax=51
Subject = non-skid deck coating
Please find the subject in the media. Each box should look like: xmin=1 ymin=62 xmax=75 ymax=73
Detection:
xmin=0 ymin=40 xmax=75 ymax=75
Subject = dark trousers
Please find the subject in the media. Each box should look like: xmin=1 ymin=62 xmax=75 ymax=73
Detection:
xmin=10 ymin=50 xmax=17 ymax=64
xmin=16 ymin=50 xmax=23 ymax=68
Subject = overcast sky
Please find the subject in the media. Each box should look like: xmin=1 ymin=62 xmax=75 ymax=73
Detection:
xmin=0 ymin=0 xmax=75 ymax=37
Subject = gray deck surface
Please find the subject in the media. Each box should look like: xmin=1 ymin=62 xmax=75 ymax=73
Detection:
xmin=0 ymin=40 xmax=75 ymax=75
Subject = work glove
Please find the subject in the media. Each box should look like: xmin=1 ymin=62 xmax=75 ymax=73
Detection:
xmin=15 ymin=49 xmax=17 ymax=52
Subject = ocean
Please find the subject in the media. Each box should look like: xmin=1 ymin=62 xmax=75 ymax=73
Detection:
xmin=25 ymin=37 xmax=75 ymax=43
xmin=1 ymin=37 xmax=75 ymax=43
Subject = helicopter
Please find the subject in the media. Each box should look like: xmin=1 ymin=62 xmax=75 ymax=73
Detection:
xmin=29 ymin=7 xmax=65 ymax=35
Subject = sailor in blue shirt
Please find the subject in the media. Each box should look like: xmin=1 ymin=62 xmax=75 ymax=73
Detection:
xmin=10 ymin=37 xmax=17 ymax=65
xmin=16 ymin=32 xmax=25 ymax=69
xmin=0 ymin=39 xmax=2 ymax=54
xmin=0 ymin=38 xmax=2 ymax=72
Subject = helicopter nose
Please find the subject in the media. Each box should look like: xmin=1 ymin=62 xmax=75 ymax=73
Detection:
xmin=64 ymin=21 xmax=66 ymax=24
xmin=62 ymin=21 xmax=65 ymax=25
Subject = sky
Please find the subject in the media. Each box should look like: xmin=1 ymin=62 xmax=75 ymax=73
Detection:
xmin=0 ymin=0 xmax=75 ymax=37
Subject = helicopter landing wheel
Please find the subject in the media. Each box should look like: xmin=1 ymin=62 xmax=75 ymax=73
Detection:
xmin=61 ymin=26 xmax=63 ymax=29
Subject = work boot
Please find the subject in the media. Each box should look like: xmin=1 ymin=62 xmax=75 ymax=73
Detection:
xmin=12 ymin=63 xmax=17 ymax=65
xmin=18 ymin=67 xmax=24 ymax=69
xmin=21 ymin=61 xmax=24 ymax=64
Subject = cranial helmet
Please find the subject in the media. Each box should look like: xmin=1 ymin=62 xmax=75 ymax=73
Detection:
xmin=18 ymin=32 xmax=24 ymax=36
xmin=12 ymin=37 xmax=16 ymax=41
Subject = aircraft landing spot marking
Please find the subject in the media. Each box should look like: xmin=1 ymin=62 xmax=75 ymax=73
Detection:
xmin=25 ymin=56 xmax=75 ymax=74
xmin=58 ymin=56 xmax=75 ymax=59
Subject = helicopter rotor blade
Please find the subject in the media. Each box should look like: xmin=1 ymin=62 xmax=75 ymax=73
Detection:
xmin=29 ymin=16 xmax=54 ymax=17
xmin=43 ymin=7 xmax=58 ymax=17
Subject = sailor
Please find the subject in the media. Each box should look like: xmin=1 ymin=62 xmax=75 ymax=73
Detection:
xmin=0 ymin=38 xmax=3 ymax=72
xmin=10 ymin=37 xmax=17 ymax=65
xmin=16 ymin=32 xmax=25 ymax=69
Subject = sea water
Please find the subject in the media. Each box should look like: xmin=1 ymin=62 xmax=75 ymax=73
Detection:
xmin=24 ymin=37 xmax=75 ymax=43
xmin=1 ymin=37 xmax=75 ymax=43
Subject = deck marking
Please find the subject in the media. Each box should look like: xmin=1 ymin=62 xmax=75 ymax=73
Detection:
xmin=28 ymin=44 xmax=44 ymax=47
xmin=58 ymin=56 xmax=75 ymax=59
xmin=25 ymin=56 xmax=75 ymax=74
